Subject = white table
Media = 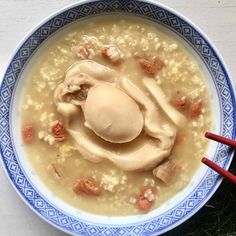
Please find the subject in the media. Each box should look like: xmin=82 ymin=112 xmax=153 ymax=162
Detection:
xmin=0 ymin=1 xmax=236 ymax=235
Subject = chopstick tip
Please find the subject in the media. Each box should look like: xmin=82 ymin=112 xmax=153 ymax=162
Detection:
xmin=205 ymin=132 xmax=210 ymax=138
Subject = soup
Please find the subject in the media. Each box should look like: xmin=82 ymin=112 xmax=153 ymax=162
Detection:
xmin=21 ymin=15 xmax=211 ymax=216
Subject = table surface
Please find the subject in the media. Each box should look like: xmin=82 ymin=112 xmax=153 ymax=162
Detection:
xmin=0 ymin=0 xmax=236 ymax=236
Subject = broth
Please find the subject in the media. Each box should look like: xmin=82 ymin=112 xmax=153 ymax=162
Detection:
xmin=21 ymin=15 xmax=211 ymax=216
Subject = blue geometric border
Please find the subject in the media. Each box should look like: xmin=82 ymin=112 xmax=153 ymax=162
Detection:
xmin=0 ymin=1 xmax=235 ymax=236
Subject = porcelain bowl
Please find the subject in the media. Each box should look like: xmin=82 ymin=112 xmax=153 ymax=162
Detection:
xmin=0 ymin=1 xmax=235 ymax=235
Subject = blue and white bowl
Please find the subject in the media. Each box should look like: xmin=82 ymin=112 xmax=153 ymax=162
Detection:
xmin=0 ymin=1 xmax=235 ymax=235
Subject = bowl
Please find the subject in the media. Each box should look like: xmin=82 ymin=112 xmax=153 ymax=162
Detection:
xmin=0 ymin=1 xmax=235 ymax=235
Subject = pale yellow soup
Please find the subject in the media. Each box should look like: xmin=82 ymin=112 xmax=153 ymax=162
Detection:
xmin=21 ymin=15 xmax=211 ymax=216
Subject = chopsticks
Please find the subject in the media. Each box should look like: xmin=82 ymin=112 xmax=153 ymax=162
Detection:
xmin=202 ymin=157 xmax=236 ymax=184
xmin=205 ymin=131 xmax=236 ymax=148
xmin=201 ymin=131 xmax=236 ymax=184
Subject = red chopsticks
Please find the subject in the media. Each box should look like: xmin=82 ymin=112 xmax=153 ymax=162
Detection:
xmin=201 ymin=131 xmax=236 ymax=184
xmin=202 ymin=157 xmax=236 ymax=184
xmin=205 ymin=132 xmax=236 ymax=148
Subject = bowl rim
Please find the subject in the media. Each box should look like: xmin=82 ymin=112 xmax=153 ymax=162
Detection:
xmin=0 ymin=0 xmax=235 ymax=235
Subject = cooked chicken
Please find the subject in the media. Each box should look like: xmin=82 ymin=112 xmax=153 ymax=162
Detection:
xmin=68 ymin=119 xmax=174 ymax=171
xmin=143 ymin=78 xmax=186 ymax=128
xmin=153 ymin=159 xmax=178 ymax=184
xmin=65 ymin=60 xmax=116 ymax=82
xmin=120 ymin=77 xmax=176 ymax=151
xmin=53 ymin=60 xmax=182 ymax=171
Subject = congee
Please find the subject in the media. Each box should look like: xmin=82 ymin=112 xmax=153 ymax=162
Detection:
xmin=21 ymin=15 xmax=211 ymax=215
